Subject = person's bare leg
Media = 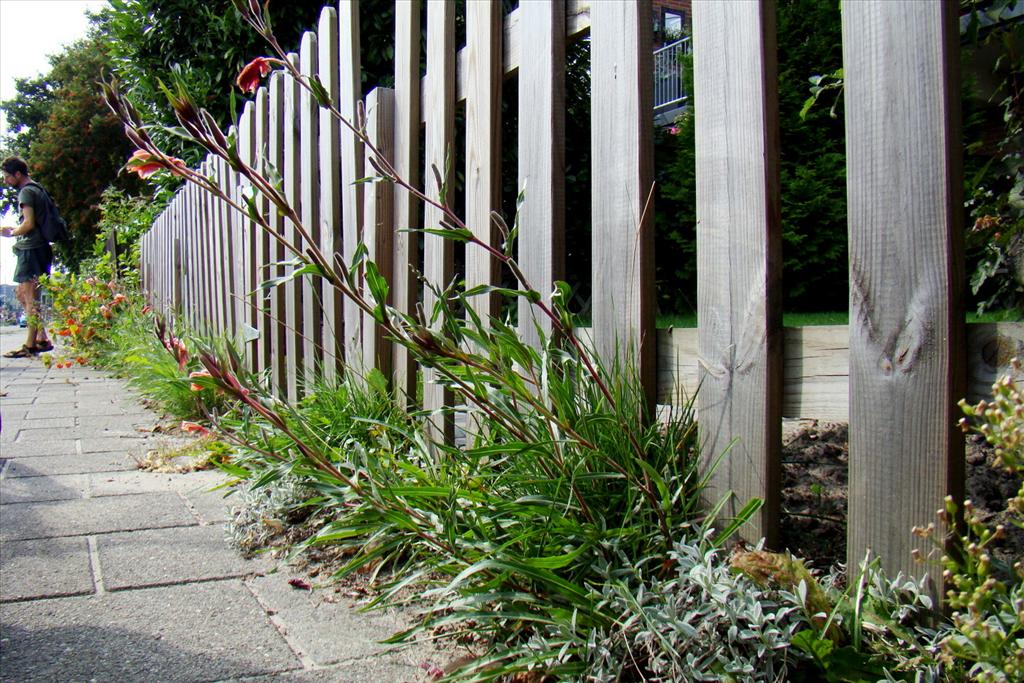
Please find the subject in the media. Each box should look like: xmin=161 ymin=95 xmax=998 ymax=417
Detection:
xmin=17 ymin=282 xmax=37 ymax=349
xmin=27 ymin=279 xmax=49 ymax=346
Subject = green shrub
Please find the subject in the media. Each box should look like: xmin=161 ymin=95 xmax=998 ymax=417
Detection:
xmin=947 ymin=363 xmax=1024 ymax=682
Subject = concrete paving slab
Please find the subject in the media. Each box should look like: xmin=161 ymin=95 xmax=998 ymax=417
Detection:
xmin=97 ymin=525 xmax=268 ymax=590
xmin=227 ymin=659 xmax=434 ymax=682
xmin=0 ymin=397 xmax=34 ymax=405
xmin=80 ymin=436 xmax=152 ymax=454
xmin=68 ymin=402 xmax=136 ymax=417
xmin=89 ymin=469 xmax=224 ymax=497
xmin=84 ymin=416 xmax=161 ymax=430
xmin=0 ymin=581 xmax=300 ymax=682
xmin=0 ymin=439 xmax=78 ymax=458
xmin=0 ymin=473 xmax=86 ymax=504
xmin=0 ymin=537 xmax=94 ymax=602
xmin=0 ymin=492 xmax=196 ymax=541
xmin=186 ymin=486 xmax=235 ymax=524
xmin=21 ymin=405 xmax=89 ymax=419
xmin=15 ymin=427 xmax=84 ymax=442
xmin=11 ymin=416 xmax=77 ymax=429
xmin=3 ymin=451 xmax=134 ymax=478
xmin=246 ymin=574 xmax=436 ymax=669
xmin=29 ymin=395 xmax=78 ymax=405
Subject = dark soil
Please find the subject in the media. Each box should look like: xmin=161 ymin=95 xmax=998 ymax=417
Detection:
xmin=779 ymin=421 xmax=1024 ymax=575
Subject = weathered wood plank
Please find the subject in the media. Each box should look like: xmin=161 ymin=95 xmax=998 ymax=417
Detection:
xmin=426 ymin=0 xmax=591 ymax=119
xmin=254 ymin=85 xmax=272 ymax=376
xmin=693 ymin=0 xmax=782 ymax=544
xmin=423 ymin=0 xmax=456 ymax=442
xmin=968 ymin=323 xmax=1024 ymax=400
xmin=221 ymin=152 xmax=236 ymax=333
xmin=339 ymin=0 xmax=364 ymax=367
xmin=517 ymin=0 xmax=564 ymax=347
xmin=239 ymin=99 xmax=257 ymax=368
xmin=199 ymin=165 xmax=215 ymax=334
xmin=465 ymin=0 xmax=503 ymax=323
xmin=843 ymin=0 xmax=964 ymax=588
xmin=268 ymin=71 xmax=289 ymax=396
xmin=283 ymin=53 xmax=303 ymax=401
xmin=392 ymin=0 xmax=421 ymax=402
xmin=300 ymin=32 xmax=323 ymax=388
xmin=237 ymin=109 xmax=257 ymax=367
xmin=658 ymin=324 xmax=1024 ymax=420
xmin=318 ymin=6 xmax=343 ymax=382
xmin=212 ymin=157 xmax=228 ymax=333
xmin=362 ymin=87 xmax=395 ymax=377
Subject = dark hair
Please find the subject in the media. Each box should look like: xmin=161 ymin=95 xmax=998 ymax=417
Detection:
xmin=1 ymin=156 xmax=29 ymax=176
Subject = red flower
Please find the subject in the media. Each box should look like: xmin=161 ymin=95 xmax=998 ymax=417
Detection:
xmin=189 ymin=370 xmax=211 ymax=392
xmin=180 ymin=421 xmax=210 ymax=437
xmin=236 ymin=57 xmax=274 ymax=93
xmin=141 ymin=305 xmax=152 ymax=315
xmin=126 ymin=149 xmax=187 ymax=179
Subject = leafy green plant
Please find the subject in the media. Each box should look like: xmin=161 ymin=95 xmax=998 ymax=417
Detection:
xmin=42 ymin=260 xmax=133 ymax=365
xmin=96 ymin=4 xmax=772 ymax=677
xmin=732 ymin=550 xmax=951 ymax=682
xmin=961 ymin=0 xmax=1024 ymax=315
xmin=90 ymin=186 xmax=173 ymax=286
xmin=942 ymin=360 xmax=1024 ymax=682
xmin=587 ymin=532 xmax=807 ymax=682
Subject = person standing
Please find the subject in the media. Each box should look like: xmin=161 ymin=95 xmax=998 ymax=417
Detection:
xmin=1 ymin=156 xmax=54 ymax=357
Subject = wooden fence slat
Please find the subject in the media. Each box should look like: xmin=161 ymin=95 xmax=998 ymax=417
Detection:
xmin=171 ymin=198 xmax=178 ymax=317
xmin=517 ymin=0 xmax=565 ymax=347
xmin=268 ymin=71 xmax=289 ymax=395
xmin=255 ymin=85 xmax=272 ymax=375
xmin=693 ymin=0 xmax=782 ymax=545
xmin=185 ymin=182 xmax=195 ymax=322
xmin=300 ymin=32 xmax=323 ymax=388
xmin=591 ymin=0 xmax=657 ymax=404
xmin=239 ymin=102 xmax=258 ymax=369
xmin=339 ymin=0 xmax=364 ymax=367
xmin=423 ymin=0 xmax=456 ymax=442
xmin=197 ymin=174 xmax=210 ymax=331
xmin=465 ymin=0 xmax=503 ymax=323
xmin=283 ymin=53 xmax=304 ymax=401
xmin=362 ymin=87 xmax=396 ymax=377
xmin=212 ymin=157 xmax=227 ymax=332
xmin=843 ymin=0 xmax=964 ymax=587
xmin=318 ymin=6 xmax=343 ymax=382
xmin=427 ymin=0 xmax=591 ymax=118
xmin=217 ymin=153 xmax=235 ymax=333
xmin=392 ymin=0 xmax=421 ymax=402
xmin=204 ymin=162 xmax=218 ymax=334
xmin=229 ymin=125 xmax=242 ymax=338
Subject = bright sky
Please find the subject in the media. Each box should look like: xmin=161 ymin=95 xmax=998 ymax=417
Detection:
xmin=0 ymin=0 xmax=109 ymax=283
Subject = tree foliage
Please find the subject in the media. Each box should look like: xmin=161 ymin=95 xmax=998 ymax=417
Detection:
xmin=654 ymin=0 xmax=848 ymax=315
xmin=1 ymin=36 xmax=139 ymax=272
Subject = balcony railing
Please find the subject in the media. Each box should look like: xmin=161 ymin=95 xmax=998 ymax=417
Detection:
xmin=653 ymin=37 xmax=691 ymax=112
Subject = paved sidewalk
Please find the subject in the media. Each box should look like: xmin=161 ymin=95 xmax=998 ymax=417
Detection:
xmin=0 ymin=326 xmax=436 ymax=682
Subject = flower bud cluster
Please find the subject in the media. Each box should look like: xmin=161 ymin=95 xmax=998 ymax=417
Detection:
xmin=940 ymin=363 xmax=1024 ymax=677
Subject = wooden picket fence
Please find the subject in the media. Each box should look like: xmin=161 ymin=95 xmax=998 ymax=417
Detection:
xmin=139 ymin=0 xmax=1023 ymax=591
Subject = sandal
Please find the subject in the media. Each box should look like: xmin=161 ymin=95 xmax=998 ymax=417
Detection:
xmin=34 ymin=341 xmax=53 ymax=353
xmin=3 ymin=345 xmax=37 ymax=358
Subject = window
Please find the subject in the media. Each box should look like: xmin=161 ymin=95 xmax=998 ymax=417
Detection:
xmin=663 ymin=9 xmax=684 ymax=40
xmin=655 ymin=8 xmax=686 ymax=44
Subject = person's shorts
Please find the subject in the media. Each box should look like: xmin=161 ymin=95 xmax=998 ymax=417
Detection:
xmin=13 ymin=244 xmax=53 ymax=283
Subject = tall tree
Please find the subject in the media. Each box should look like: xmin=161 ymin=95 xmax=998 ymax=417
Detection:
xmin=1 ymin=36 xmax=139 ymax=272
xmin=93 ymin=0 xmax=340 ymax=165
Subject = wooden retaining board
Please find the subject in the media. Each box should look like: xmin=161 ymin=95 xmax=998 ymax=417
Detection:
xmin=656 ymin=323 xmax=1024 ymax=420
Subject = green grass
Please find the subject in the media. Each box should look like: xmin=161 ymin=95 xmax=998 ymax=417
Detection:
xmin=655 ymin=309 xmax=1021 ymax=329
